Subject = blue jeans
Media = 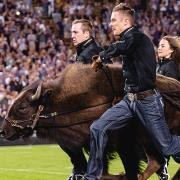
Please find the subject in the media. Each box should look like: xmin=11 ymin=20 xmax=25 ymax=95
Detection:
xmin=85 ymin=91 xmax=180 ymax=179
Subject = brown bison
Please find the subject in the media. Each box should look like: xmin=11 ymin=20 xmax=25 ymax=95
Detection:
xmin=0 ymin=64 xmax=179 ymax=179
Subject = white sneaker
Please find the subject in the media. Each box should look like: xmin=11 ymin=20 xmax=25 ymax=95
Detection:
xmin=157 ymin=157 xmax=170 ymax=180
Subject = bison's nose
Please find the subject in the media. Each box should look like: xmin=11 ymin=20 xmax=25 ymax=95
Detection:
xmin=0 ymin=129 xmax=5 ymax=137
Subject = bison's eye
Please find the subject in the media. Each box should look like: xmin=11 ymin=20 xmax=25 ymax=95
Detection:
xmin=19 ymin=103 xmax=28 ymax=111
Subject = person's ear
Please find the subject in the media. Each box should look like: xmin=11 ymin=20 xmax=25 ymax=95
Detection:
xmin=84 ymin=31 xmax=90 ymax=39
xmin=170 ymin=49 xmax=174 ymax=53
xmin=124 ymin=18 xmax=129 ymax=26
xmin=169 ymin=48 xmax=174 ymax=56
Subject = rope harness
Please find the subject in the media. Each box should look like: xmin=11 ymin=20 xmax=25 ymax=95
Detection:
xmin=36 ymin=101 xmax=111 ymax=128
xmin=5 ymin=101 xmax=112 ymax=130
xmin=5 ymin=105 xmax=44 ymax=130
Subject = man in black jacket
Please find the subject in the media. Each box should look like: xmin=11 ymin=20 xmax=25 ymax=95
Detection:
xmin=71 ymin=19 xmax=111 ymax=64
xmin=84 ymin=3 xmax=180 ymax=180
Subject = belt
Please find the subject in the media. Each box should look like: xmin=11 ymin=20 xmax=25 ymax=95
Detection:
xmin=127 ymin=89 xmax=156 ymax=101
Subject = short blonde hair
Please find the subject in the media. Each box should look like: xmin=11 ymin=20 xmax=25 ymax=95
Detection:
xmin=72 ymin=19 xmax=93 ymax=35
xmin=113 ymin=3 xmax=135 ymax=24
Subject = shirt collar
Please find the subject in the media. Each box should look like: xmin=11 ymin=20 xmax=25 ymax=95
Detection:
xmin=159 ymin=57 xmax=172 ymax=64
xmin=119 ymin=26 xmax=134 ymax=38
xmin=76 ymin=37 xmax=94 ymax=55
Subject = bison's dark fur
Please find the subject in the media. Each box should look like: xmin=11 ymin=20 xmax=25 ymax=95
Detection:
xmin=1 ymin=64 xmax=180 ymax=179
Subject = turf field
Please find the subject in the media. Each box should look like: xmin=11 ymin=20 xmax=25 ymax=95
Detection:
xmin=0 ymin=145 xmax=178 ymax=180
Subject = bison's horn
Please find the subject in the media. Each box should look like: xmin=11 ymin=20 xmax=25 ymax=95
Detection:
xmin=31 ymin=82 xmax=42 ymax=101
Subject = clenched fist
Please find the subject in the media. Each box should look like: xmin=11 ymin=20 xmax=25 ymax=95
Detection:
xmin=91 ymin=55 xmax=103 ymax=72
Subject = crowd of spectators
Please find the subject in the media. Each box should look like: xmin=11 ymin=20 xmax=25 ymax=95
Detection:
xmin=0 ymin=0 xmax=180 ymax=117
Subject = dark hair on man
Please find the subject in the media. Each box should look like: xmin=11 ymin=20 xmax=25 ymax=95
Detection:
xmin=113 ymin=3 xmax=135 ymax=23
xmin=72 ymin=19 xmax=93 ymax=35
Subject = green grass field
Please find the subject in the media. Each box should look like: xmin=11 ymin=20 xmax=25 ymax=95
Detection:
xmin=0 ymin=145 xmax=178 ymax=180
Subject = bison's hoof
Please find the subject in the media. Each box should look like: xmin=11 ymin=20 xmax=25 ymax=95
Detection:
xmin=138 ymin=174 xmax=144 ymax=180
xmin=100 ymin=173 xmax=127 ymax=180
xmin=68 ymin=173 xmax=84 ymax=180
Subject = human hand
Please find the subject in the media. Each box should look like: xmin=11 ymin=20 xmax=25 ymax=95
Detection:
xmin=91 ymin=55 xmax=103 ymax=72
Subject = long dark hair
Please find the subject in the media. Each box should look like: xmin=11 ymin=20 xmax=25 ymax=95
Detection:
xmin=162 ymin=36 xmax=180 ymax=69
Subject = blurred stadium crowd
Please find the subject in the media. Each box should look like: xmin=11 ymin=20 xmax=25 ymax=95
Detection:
xmin=0 ymin=0 xmax=180 ymax=116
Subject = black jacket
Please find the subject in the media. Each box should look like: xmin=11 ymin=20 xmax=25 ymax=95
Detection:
xmin=76 ymin=37 xmax=112 ymax=64
xmin=100 ymin=27 xmax=157 ymax=93
xmin=156 ymin=59 xmax=179 ymax=80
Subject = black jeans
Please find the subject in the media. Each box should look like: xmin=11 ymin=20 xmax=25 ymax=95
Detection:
xmin=84 ymin=91 xmax=180 ymax=179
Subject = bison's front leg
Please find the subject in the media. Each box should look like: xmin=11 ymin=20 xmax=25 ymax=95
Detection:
xmin=100 ymin=173 xmax=127 ymax=180
xmin=58 ymin=144 xmax=87 ymax=180
xmin=116 ymin=125 xmax=141 ymax=180
xmin=138 ymin=155 xmax=161 ymax=180
xmin=139 ymin=136 xmax=169 ymax=180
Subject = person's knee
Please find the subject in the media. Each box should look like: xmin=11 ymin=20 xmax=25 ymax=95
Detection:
xmin=90 ymin=120 xmax=104 ymax=133
xmin=90 ymin=122 xmax=99 ymax=132
xmin=161 ymin=146 xmax=173 ymax=157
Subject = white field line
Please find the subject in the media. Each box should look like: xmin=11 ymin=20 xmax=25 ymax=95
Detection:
xmin=0 ymin=167 xmax=70 ymax=175
xmin=0 ymin=146 xmax=33 ymax=150
xmin=0 ymin=145 xmax=58 ymax=150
